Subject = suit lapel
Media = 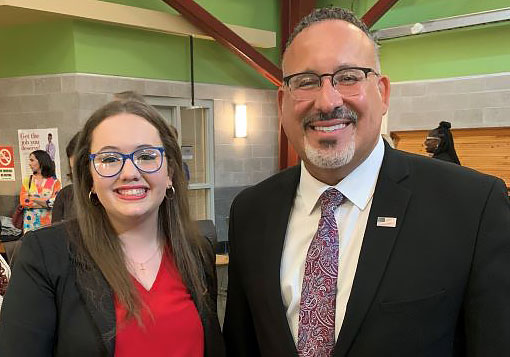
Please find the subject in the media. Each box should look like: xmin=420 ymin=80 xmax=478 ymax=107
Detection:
xmin=262 ymin=166 xmax=301 ymax=355
xmin=335 ymin=146 xmax=412 ymax=356
xmin=73 ymin=255 xmax=116 ymax=356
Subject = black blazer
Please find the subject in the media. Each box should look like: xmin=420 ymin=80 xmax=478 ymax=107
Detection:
xmin=224 ymin=144 xmax=510 ymax=356
xmin=0 ymin=221 xmax=225 ymax=357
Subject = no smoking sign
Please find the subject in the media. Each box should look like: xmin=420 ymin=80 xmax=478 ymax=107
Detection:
xmin=0 ymin=146 xmax=15 ymax=181
xmin=0 ymin=147 xmax=14 ymax=168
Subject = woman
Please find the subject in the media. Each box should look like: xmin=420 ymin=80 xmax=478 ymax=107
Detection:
xmin=19 ymin=150 xmax=61 ymax=232
xmin=423 ymin=121 xmax=461 ymax=165
xmin=0 ymin=100 xmax=225 ymax=356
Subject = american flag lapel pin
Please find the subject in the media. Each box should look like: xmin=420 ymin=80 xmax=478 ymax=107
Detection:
xmin=377 ymin=217 xmax=397 ymax=228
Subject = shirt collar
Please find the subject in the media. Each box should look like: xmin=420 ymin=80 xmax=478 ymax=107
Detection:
xmin=298 ymin=136 xmax=385 ymax=214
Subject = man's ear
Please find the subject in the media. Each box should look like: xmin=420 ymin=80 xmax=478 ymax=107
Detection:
xmin=378 ymin=75 xmax=391 ymax=115
xmin=277 ymin=87 xmax=284 ymax=120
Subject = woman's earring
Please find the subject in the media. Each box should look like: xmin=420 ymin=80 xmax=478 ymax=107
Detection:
xmin=166 ymin=185 xmax=175 ymax=200
xmin=88 ymin=191 xmax=100 ymax=206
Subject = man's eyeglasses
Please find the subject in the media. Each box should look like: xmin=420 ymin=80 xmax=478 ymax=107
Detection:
xmin=283 ymin=66 xmax=379 ymax=101
xmin=89 ymin=147 xmax=165 ymax=178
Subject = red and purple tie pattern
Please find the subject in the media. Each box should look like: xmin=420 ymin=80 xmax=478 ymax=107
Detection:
xmin=297 ymin=188 xmax=344 ymax=357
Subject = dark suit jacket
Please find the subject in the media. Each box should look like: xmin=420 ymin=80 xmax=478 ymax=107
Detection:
xmin=224 ymin=144 xmax=510 ymax=356
xmin=0 ymin=221 xmax=225 ymax=357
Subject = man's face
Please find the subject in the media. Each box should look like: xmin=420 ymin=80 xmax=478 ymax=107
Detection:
xmin=48 ymin=134 xmax=52 ymax=143
xmin=278 ymin=20 xmax=390 ymax=183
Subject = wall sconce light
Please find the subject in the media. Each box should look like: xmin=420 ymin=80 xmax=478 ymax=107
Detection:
xmin=234 ymin=104 xmax=247 ymax=138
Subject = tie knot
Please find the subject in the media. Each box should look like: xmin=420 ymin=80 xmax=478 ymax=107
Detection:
xmin=319 ymin=188 xmax=344 ymax=215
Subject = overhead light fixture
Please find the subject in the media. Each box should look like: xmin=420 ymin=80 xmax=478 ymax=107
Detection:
xmin=234 ymin=104 xmax=247 ymax=138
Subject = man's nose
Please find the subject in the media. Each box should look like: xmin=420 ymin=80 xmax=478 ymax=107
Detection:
xmin=313 ymin=77 xmax=344 ymax=113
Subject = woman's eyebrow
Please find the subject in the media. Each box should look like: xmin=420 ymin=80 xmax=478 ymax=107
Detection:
xmin=94 ymin=144 xmax=161 ymax=152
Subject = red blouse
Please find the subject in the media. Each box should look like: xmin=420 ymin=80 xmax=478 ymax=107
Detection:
xmin=114 ymin=252 xmax=204 ymax=357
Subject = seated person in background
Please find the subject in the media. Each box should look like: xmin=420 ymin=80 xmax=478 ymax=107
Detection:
xmin=52 ymin=131 xmax=80 ymax=223
xmin=0 ymin=100 xmax=224 ymax=356
xmin=424 ymin=121 xmax=461 ymax=165
xmin=0 ymin=254 xmax=10 ymax=311
xmin=20 ymin=150 xmax=61 ymax=232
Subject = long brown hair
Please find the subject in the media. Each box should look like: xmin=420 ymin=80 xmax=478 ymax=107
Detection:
xmin=31 ymin=150 xmax=55 ymax=178
xmin=72 ymin=100 xmax=210 ymax=322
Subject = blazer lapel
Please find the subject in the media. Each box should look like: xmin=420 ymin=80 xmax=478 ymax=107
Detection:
xmin=73 ymin=257 xmax=116 ymax=356
xmin=335 ymin=145 xmax=412 ymax=356
xmin=262 ymin=166 xmax=301 ymax=355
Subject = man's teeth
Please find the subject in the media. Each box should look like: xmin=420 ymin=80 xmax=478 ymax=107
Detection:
xmin=313 ymin=123 xmax=348 ymax=132
xmin=118 ymin=188 xmax=146 ymax=196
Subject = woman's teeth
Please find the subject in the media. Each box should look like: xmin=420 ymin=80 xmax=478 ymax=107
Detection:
xmin=117 ymin=188 xmax=146 ymax=196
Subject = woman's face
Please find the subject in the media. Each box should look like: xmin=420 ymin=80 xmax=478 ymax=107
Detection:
xmin=89 ymin=113 xmax=172 ymax=231
xmin=424 ymin=131 xmax=440 ymax=154
xmin=29 ymin=154 xmax=41 ymax=174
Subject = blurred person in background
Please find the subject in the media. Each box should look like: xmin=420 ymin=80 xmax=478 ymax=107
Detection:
xmin=424 ymin=121 xmax=461 ymax=165
xmin=19 ymin=150 xmax=61 ymax=232
xmin=0 ymin=254 xmax=10 ymax=311
xmin=52 ymin=132 xmax=80 ymax=223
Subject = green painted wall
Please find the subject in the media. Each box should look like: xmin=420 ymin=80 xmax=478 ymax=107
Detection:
xmin=316 ymin=0 xmax=509 ymax=27
xmin=381 ymin=22 xmax=510 ymax=82
xmin=1 ymin=0 xmax=280 ymax=88
xmin=0 ymin=21 xmax=76 ymax=78
xmin=72 ymin=20 xmax=277 ymax=88
xmin=314 ymin=0 xmax=510 ymax=81
xmin=100 ymin=0 xmax=279 ymax=31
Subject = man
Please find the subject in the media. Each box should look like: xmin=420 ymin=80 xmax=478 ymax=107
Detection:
xmin=224 ymin=7 xmax=510 ymax=357
xmin=45 ymin=132 xmax=55 ymax=161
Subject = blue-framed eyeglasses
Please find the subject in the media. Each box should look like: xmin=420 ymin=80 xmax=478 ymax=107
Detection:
xmin=89 ymin=146 xmax=165 ymax=178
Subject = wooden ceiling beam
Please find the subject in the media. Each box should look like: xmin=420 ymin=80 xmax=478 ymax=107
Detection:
xmin=362 ymin=0 xmax=400 ymax=28
xmin=162 ymin=0 xmax=282 ymax=87
xmin=280 ymin=0 xmax=316 ymax=52
xmin=279 ymin=0 xmax=315 ymax=169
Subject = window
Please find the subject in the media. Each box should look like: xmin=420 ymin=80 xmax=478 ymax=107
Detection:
xmin=146 ymin=98 xmax=214 ymax=221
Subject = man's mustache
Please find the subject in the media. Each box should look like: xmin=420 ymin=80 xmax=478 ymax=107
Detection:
xmin=302 ymin=106 xmax=358 ymax=129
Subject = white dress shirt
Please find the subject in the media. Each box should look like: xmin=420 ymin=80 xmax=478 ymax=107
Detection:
xmin=281 ymin=136 xmax=384 ymax=343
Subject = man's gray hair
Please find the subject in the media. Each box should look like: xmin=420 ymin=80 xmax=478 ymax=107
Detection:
xmin=284 ymin=7 xmax=380 ymax=70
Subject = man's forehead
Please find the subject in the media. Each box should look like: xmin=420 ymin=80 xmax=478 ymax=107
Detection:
xmin=282 ymin=19 xmax=374 ymax=72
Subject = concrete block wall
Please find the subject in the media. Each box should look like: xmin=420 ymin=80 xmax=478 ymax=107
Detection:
xmin=0 ymin=74 xmax=280 ymax=239
xmin=387 ymin=72 xmax=510 ymax=132
xmin=207 ymin=84 xmax=279 ymax=241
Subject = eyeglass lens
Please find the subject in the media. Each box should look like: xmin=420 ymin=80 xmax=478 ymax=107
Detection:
xmin=288 ymin=68 xmax=370 ymax=100
xmin=93 ymin=148 xmax=163 ymax=177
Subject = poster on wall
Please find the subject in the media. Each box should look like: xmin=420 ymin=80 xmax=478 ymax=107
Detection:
xmin=0 ymin=146 xmax=16 ymax=181
xmin=17 ymin=128 xmax=61 ymax=182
